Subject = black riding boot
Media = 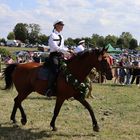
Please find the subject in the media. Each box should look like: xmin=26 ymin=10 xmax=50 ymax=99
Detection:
xmin=45 ymin=53 xmax=60 ymax=97
xmin=45 ymin=65 xmax=58 ymax=97
xmin=45 ymin=72 xmax=56 ymax=97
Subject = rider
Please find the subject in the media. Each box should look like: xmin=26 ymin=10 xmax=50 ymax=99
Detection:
xmin=45 ymin=19 xmax=71 ymax=97
xmin=74 ymin=40 xmax=86 ymax=53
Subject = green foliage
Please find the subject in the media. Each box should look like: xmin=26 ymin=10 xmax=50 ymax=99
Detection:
xmin=120 ymin=32 xmax=133 ymax=48
xmin=129 ymin=38 xmax=138 ymax=50
xmin=105 ymin=35 xmax=118 ymax=47
xmin=7 ymin=32 xmax=15 ymax=40
xmin=13 ymin=23 xmax=28 ymax=42
xmin=0 ymin=38 xmax=6 ymax=44
xmin=0 ymin=48 xmax=11 ymax=57
xmin=6 ymin=22 xmax=140 ymax=49
xmin=65 ymin=38 xmax=76 ymax=47
xmin=91 ymin=34 xmax=105 ymax=48
xmin=38 ymin=34 xmax=49 ymax=44
xmin=28 ymin=23 xmax=41 ymax=44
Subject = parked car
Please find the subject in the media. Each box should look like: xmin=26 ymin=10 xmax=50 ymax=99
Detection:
xmin=6 ymin=40 xmax=18 ymax=47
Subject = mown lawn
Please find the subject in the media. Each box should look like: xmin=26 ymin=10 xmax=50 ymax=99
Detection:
xmin=0 ymin=46 xmax=37 ymax=53
xmin=0 ymin=79 xmax=140 ymax=140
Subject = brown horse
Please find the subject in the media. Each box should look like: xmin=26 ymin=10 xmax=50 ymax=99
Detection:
xmin=2 ymin=48 xmax=112 ymax=132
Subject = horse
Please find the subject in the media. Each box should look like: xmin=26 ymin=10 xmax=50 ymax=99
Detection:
xmin=1 ymin=47 xmax=113 ymax=132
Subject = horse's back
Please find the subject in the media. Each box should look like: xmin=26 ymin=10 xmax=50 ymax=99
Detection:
xmin=13 ymin=62 xmax=41 ymax=80
xmin=18 ymin=62 xmax=41 ymax=69
xmin=12 ymin=62 xmax=48 ymax=94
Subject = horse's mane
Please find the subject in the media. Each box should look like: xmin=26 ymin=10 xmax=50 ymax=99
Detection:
xmin=66 ymin=49 xmax=99 ymax=63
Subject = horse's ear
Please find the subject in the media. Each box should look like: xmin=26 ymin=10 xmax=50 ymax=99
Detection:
xmin=100 ymin=46 xmax=108 ymax=55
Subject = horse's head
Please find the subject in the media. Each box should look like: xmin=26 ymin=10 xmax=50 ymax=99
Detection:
xmin=66 ymin=48 xmax=113 ymax=81
xmin=96 ymin=47 xmax=113 ymax=80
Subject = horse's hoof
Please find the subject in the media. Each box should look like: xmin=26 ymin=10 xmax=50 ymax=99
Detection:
xmin=21 ymin=118 xmax=27 ymax=125
xmin=52 ymin=127 xmax=57 ymax=131
xmin=11 ymin=119 xmax=17 ymax=124
xmin=93 ymin=125 xmax=100 ymax=132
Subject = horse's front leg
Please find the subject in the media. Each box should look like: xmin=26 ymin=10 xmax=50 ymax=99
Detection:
xmin=50 ymin=97 xmax=65 ymax=131
xmin=75 ymin=97 xmax=100 ymax=132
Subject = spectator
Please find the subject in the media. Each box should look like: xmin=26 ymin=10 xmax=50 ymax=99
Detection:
xmin=118 ymin=58 xmax=126 ymax=85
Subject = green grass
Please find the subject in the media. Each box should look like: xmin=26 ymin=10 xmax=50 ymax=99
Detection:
xmin=0 ymin=79 xmax=140 ymax=140
xmin=0 ymin=46 xmax=37 ymax=53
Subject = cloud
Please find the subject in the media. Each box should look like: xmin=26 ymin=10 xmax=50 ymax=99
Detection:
xmin=0 ymin=0 xmax=140 ymax=42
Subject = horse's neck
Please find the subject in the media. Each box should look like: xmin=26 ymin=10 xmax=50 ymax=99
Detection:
xmin=68 ymin=56 xmax=96 ymax=82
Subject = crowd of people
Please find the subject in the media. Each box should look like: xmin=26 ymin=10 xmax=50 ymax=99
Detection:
xmin=1 ymin=19 xmax=140 ymax=89
xmin=112 ymin=55 xmax=140 ymax=87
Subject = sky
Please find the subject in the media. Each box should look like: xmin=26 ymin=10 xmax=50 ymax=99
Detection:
xmin=0 ymin=0 xmax=140 ymax=43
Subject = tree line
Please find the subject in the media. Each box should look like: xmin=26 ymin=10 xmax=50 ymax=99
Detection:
xmin=0 ymin=22 xmax=140 ymax=50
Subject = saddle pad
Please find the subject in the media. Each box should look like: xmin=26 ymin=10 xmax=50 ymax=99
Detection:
xmin=38 ymin=67 xmax=50 ymax=80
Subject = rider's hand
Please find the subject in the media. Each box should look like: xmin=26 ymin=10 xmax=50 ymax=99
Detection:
xmin=68 ymin=49 xmax=75 ymax=54
xmin=64 ymin=52 xmax=71 ymax=57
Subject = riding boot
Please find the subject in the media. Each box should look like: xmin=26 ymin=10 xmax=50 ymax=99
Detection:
xmin=45 ymin=74 xmax=56 ymax=97
xmin=45 ymin=69 xmax=58 ymax=97
xmin=45 ymin=54 xmax=59 ymax=97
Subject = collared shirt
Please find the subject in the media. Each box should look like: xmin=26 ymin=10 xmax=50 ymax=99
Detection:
xmin=74 ymin=44 xmax=85 ymax=53
xmin=48 ymin=29 xmax=68 ymax=53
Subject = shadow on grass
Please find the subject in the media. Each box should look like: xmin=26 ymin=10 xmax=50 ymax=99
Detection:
xmin=0 ymin=122 xmax=51 ymax=140
xmin=53 ymin=132 xmax=96 ymax=137
xmin=27 ymin=96 xmax=56 ymax=100
xmin=98 ymin=83 xmax=133 ymax=87
xmin=0 ymin=122 xmax=96 ymax=139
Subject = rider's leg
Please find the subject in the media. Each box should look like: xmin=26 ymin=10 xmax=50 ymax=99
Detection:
xmin=45 ymin=56 xmax=59 ymax=97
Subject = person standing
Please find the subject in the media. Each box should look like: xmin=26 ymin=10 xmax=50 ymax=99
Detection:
xmin=45 ymin=19 xmax=71 ymax=97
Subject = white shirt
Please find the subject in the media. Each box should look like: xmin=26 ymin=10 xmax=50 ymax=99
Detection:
xmin=74 ymin=44 xmax=85 ymax=53
xmin=48 ymin=29 xmax=68 ymax=53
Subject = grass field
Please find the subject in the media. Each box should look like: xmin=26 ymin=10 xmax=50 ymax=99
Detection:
xmin=0 ymin=46 xmax=37 ymax=53
xmin=0 ymin=78 xmax=140 ymax=140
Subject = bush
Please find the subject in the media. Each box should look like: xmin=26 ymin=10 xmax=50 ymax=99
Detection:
xmin=0 ymin=48 xmax=11 ymax=57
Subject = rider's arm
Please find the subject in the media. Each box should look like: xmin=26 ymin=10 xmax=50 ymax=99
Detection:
xmin=49 ymin=33 xmax=68 ymax=53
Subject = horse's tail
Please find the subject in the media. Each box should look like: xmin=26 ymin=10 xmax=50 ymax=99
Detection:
xmin=2 ymin=63 xmax=18 ymax=90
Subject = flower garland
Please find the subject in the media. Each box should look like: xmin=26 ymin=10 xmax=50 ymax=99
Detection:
xmin=60 ymin=61 xmax=90 ymax=98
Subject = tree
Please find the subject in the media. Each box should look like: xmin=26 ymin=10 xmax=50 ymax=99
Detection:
xmin=91 ymin=34 xmax=105 ymax=48
xmin=65 ymin=38 xmax=76 ymax=47
xmin=84 ymin=37 xmax=94 ymax=48
xmin=116 ymin=38 xmax=124 ymax=50
xmin=0 ymin=38 xmax=6 ymax=44
xmin=120 ymin=32 xmax=133 ymax=49
xmin=38 ymin=34 xmax=49 ymax=45
xmin=13 ymin=23 xmax=28 ymax=42
xmin=91 ymin=34 xmax=100 ymax=46
xmin=7 ymin=32 xmax=15 ymax=40
xmin=28 ymin=23 xmax=41 ymax=44
xmin=129 ymin=38 xmax=138 ymax=50
xmin=104 ymin=35 xmax=118 ymax=47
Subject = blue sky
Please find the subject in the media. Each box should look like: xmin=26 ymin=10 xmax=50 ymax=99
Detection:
xmin=0 ymin=0 xmax=140 ymax=43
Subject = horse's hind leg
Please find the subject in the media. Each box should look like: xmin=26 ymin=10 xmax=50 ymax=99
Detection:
xmin=11 ymin=92 xmax=30 ymax=125
xmin=10 ymin=103 xmax=18 ymax=124
xmin=75 ymin=97 xmax=100 ymax=132
xmin=50 ymin=97 xmax=65 ymax=131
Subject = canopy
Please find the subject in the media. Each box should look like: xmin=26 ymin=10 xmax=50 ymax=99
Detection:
xmin=105 ymin=43 xmax=122 ymax=54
